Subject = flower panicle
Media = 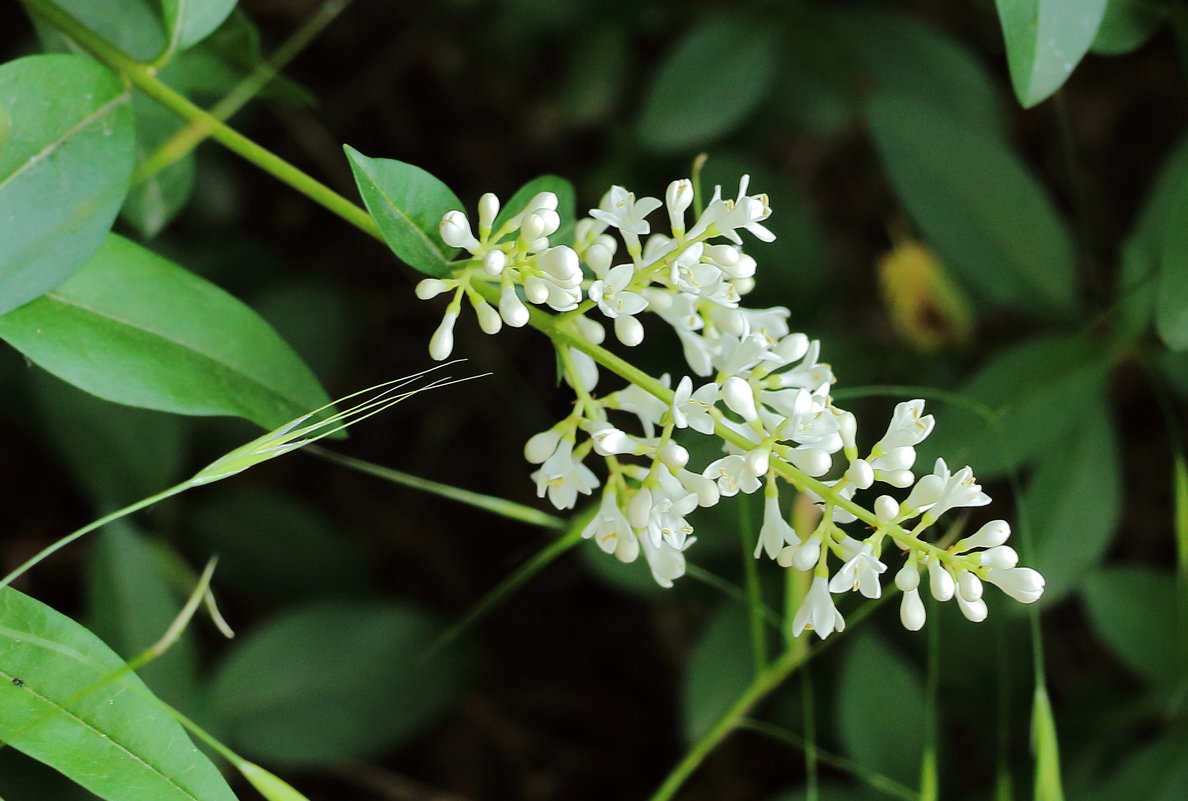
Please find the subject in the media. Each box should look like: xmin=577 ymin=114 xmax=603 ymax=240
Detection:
xmin=412 ymin=174 xmax=1045 ymax=639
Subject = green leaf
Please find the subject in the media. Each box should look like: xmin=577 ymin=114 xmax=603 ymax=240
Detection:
xmin=0 ymin=234 xmax=331 ymax=429
xmin=344 ymin=146 xmax=463 ymax=277
xmin=160 ymin=0 xmax=237 ymax=52
xmin=920 ymin=336 xmax=1110 ymax=477
xmin=122 ymin=92 xmax=196 ymax=239
xmin=1117 ymin=134 xmax=1188 ymax=340
xmin=837 ymin=637 xmax=926 ymax=786
xmin=637 ymin=15 xmax=779 ymax=153
xmin=995 ymin=0 xmax=1108 ymax=107
xmin=0 ymin=55 xmax=135 ymax=315
xmin=1157 ymin=171 xmax=1188 ymax=350
xmin=866 ymin=94 xmax=1078 ymax=316
xmin=767 ymin=785 xmax=884 ymax=801
xmin=495 ymin=175 xmax=577 ymax=245
xmin=87 ymin=523 xmax=202 ymax=711
xmin=1091 ymin=0 xmax=1169 ymax=55
xmin=832 ymin=10 xmax=1002 ymax=135
xmin=0 ymin=587 xmax=236 ymax=801
xmin=36 ymin=0 xmax=166 ymax=62
xmin=1025 ymin=402 xmax=1121 ymax=604
xmin=211 ymin=601 xmax=472 ymax=766
xmin=33 ymin=370 xmax=187 ymax=510
xmin=1031 ymin=684 xmax=1066 ymax=801
xmin=1081 ymin=567 xmax=1181 ymax=687
xmin=681 ymin=603 xmax=753 ymax=743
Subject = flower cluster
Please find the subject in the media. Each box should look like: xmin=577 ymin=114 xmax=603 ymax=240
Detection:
xmin=415 ymin=175 xmax=1045 ymax=638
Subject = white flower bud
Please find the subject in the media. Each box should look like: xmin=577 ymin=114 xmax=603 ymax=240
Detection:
xmin=590 ymin=425 xmax=635 ymax=456
xmin=905 ymin=473 xmax=944 ymax=507
xmin=773 ymin=333 xmax=809 ymax=362
xmin=716 ymin=308 xmax=746 ymax=337
xmin=895 ymin=561 xmax=920 ymax=591
xmin=979 ymin=545 xmax=1019 ymax=569
xmin=527 ymin=191 xmax=558 ymax=212
xmin=615 ymin=532 xmax=640 ymax=563
xmin=928 ymin=560 xmax=955 ymax=602
xmin=585 ymin=242 xmax=614 ymax=277
xmin=790 ymin=537 xmax=821 ymax=571
xmin=482 ymin=250 xmax=506 ymax=276
xmin=440 ymin=210 xmax=478 ymax=250
xmin=957 ymin=571 xmax=984 ymax=602
xmin=985 ymin=567 xmax=1045 ymax=603
xmin=615 ymin=315 xmax=644 ymax=346
xmin=722 ymin=376 xmax=758 ymax=421
xmin=477 ymin=192 xmax=500 ymax=234
xmin=875 ymin=495 xmax=900 ymax=523
xmin=666 ymin=179 xmax=693 ymax=234
xmin=900 ymin=588 xmax=926 ymax=631
xmin=660 ymin=442 xmax=689 ymax=470
xmin=641 ymin=287 xmax=672 ymax=312
xmin=428 ymin=309 xmax=457 ymax=361
xmin=524 ymin=429 xmax=561 ymax=463
xmin=788 ymin=448 xmax=831 ymax=477
xmin=534 ymin=208 xmax=561 ymax=237
xmin=846 ymin=458 xmax=874 ymax=490
xmin=958 ymin=519 xmax=1011 ymax=552
xmin=538 ymin=246 xmax=582 ymax=286
xmin=523 ymin=276 xmax=549 ymax=304
xmin=705 ymin=243 xmax=739 ymax=267
xmin=734 ymin=276 xmax=755 ymax=295
xmin=499 ymin=283 xmax=529 ymax=327
xmin=415 ymin=278 xmax=451 ymax=300
xmin=574 ymin=314 xmax=606 ymax=345
xmin=877 ymin=446 xmax=917 ymax=471
xmin=520 ymin=212 xmax=546 ymax=242
xmin=878 ymin=469 xmax=915 ymax=488
xmin=835 ymin=410 xmax=858 ymax=452
xmin=678 ymin=470 xmax=720 ymax=507
xmin=474 ymin=299 xmax=502 ymax=334
xmin=627 ymin=488 xmax=652 ymax=529
xmin=744 ymin=447 xmax=769 ymax=478
xmin=957 ymin=594 xmax=988 ymax=623
xmin=729 ymin=254 xmax=757 ymax=280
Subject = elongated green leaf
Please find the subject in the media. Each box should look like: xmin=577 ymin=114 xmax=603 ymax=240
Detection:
xmin=837 ymin=636 xmax=926 ymax=787
xmin=1083 ymin=731 xmax=1188 ymax=801
xmin=1025 ymin=402 xmax=1121 ymax=604
xmin=0 ymin=587 xmax=236 ymax=801
xmin=1118 ymin=135 xmax=1188 ymax=339
xmin=211 ymin=601 xmax=472 ymax=765
xmin=1091 ymin=0 xmax=1169 ymax=54
xmin=0 ymin=234 xmax=330 ymax=429
xmin=495 ymin=175 xmax=577 ymax=245
xmin=0 ymin=55 xmax=135 ymax=315
xmin=866 ymin=94 xmax=1077 ymax=316
xmin=344 ymin=145 xmax=462 ymax=277
xmin=1031 ymin=684 xmax=1065 ymax=801
xmin=920 ymin=336 xmax=1109 ymax=477
xmin=681 ymin=602 xmax=753 ymax=743
xmin=832 ymin=10 xmax=1001 ymax=135
xmin=87 ymin=523 xmax=201 ymax=710
xmin=995 ymin=0 xmax=1108 ymax=107
xmin=1157 ymin=174 xmax=1188 ymax=350
xmin=637 ymin=16 xmax=779 ymax=153
xmin=161 ymin=0 xmax=237 ymax=52
xmin=1082 ymin=567 xmax=1180 ymax=687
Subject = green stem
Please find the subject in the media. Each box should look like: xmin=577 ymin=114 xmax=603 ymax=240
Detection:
xmin=21 ymin=0 xmax=380 ymax=241
xmin=684 ymin=564 xmax=782 ymax=631
xmin=0 ymin=482 xmax=190 ymax=591
xmin=134 ymin=0 xmax=353 ymax=185
xmin=309 ymin=446 xmax=566 ymax=529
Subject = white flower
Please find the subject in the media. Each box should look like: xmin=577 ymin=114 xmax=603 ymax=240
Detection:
xmin=792 ymin=575 xmax=846 ymax=639
xmin=639 ymin=532 xmax=689 ymax=588
xmin=702 ymin=454 xmax=762 ymax=497
xmin=874 ymin=400 xmax=935 ymax=452
xmin=607 ymin=376 xmax=670 ymax=437
xmin=828 ymin=543 xmax=887 ymax=599
xmin=671 ymin=376 xmax=719 ymax=435
xmin=589 ymin=263 xmax=648 ymax=319
xmin=905 ymin=459 xmax=991 ymax=520
xmin=530 ymin=439 xmax=599 ymax=510
xmin=582 ymin=489 xmax=639 ymax=562
xmin=643 ymin=489 xmax=699 ymax=550
xmin=756 ymin=491 xmax=799 ymax=559
xmin=590 ymin=186 xmax=662 ymax=236
xmin=585 ymin=421 xmax=637 ymax=456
